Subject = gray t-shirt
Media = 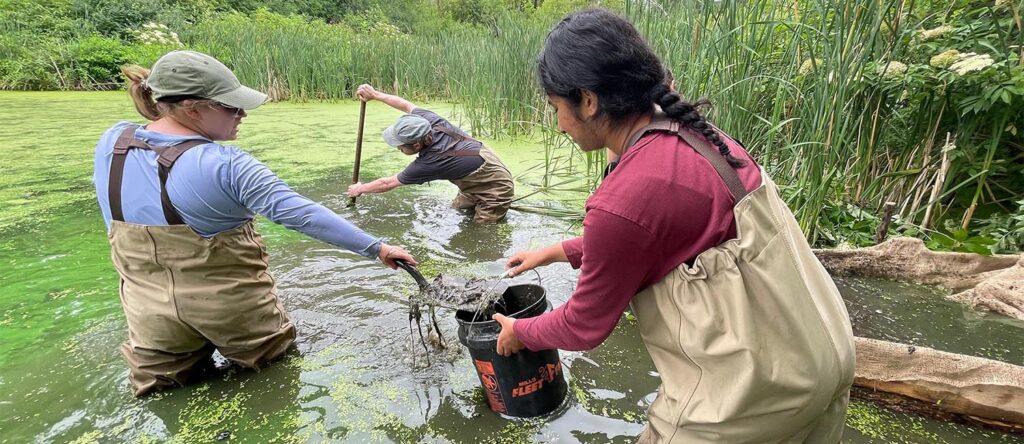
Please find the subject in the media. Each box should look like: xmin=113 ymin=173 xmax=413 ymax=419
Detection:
xmin=396 ymin=108 xmax=485 ymax=185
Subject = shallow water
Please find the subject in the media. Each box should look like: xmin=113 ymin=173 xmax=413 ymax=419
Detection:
xmin=1 ymin=92 xmax=1020 ymax=443
xmin=838 ymin=276 xmax=1024 ymax=365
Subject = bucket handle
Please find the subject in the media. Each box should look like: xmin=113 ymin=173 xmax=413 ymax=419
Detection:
xmin=501 ymin=267 xmax=542 ymax=286
xmin=526 ymin=268 xmax=542 ymax=286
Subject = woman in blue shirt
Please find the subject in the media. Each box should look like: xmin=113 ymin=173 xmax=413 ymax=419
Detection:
xmin=93 ymin=50 xmax=416 ymax=396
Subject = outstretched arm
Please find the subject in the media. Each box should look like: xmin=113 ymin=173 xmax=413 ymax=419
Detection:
xmin=347 ymin=175 xmax=403 ymax=197
xmin=225 ymin=150 xmax=414 ymax=265
xmin=357 ymin=84 xmax=415 ymax=113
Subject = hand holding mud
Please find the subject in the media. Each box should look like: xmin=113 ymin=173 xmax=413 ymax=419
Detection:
xmin=492 ymin=313 xmax=525 ymax=356
xmin=378 ymin=243 xmax=415 ymax=270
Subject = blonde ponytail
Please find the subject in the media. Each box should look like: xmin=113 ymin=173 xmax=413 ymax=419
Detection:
xmin=121 ymin=65 xmax=162 ymax=121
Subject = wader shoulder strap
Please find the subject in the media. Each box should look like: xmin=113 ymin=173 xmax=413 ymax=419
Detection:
xmin=108 ymin=127 xmax=140 ymax=222
xmin=434 ymin=124 xmax=482 ymax=157
xmin=108 ymin=127 xmax=209 ymax=224
xmin=433 ymin=124 xmax=470 ymax=142
xmin=624 ymin=118 xmax=749 ymax=202
xmin=442 ymin=149 xmax=482 ymax=157
xmin=150 ymin=140 xmax=209 ymax=225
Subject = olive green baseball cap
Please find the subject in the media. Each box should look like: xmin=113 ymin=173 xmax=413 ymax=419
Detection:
xmin=382 ymin=114 xmax=431 ymax=147
xmin=147 ymin=50 xmax=268 ymax=110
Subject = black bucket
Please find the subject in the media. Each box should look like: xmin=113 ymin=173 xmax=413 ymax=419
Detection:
xmin=455 ymin=283 xmax=568 ymax=418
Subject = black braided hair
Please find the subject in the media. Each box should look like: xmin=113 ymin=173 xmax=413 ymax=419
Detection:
xmin=536 ymin=8 xmax=745 ymax=168
xmin=650 ymin=83 xmax=746 ymax=167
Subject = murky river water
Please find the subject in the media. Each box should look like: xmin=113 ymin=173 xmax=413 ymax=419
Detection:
xmin=1 ymin=92 xmax=1020 ymax=443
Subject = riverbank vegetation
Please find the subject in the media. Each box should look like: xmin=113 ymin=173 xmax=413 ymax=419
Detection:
xmin=2 ymin=0 xmax=1022 ymax=253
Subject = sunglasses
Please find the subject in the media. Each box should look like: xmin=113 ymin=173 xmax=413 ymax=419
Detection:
xmin=212 ymin=102 xmax=244 ymax=118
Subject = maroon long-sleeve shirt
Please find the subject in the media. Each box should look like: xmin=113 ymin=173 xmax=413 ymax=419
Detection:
xmin=513 ymin=130 xmax=763 ymax=351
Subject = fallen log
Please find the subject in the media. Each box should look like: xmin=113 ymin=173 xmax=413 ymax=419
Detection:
xmin=950 ymin=256 xmax=1024 ymax=320
xmin=815 ymin=237 xmax=1024 ymax=320
xmin=815 ymin=237 xmax=1019 ymax=291
xmin=854 ymin=337 xmax=1024 ymax=433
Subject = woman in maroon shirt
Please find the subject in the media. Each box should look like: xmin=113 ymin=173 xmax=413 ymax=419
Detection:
xmin=493 ymin=8 xmax=855 ymax=443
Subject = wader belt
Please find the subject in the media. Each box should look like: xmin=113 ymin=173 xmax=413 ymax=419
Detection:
xmin=624 ymin=118 xmax=749 ymax=201
xmin=434 ymin=124 xmax=481 ymax=157
xmin=108 ymin=127 xmax=208 ymax=225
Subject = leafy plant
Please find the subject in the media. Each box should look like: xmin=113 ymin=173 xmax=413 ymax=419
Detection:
xmin=975 ymin=198 xmax=1024 ymax=253
xmin=67 ymin=34 xmax=130 ymax=86
xmin=71 ymin=0 xmax=161 ymax=38
xmin=926 ymin=227 xmax=999 ymax=255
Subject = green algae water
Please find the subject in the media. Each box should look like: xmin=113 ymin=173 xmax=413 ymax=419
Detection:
xmin=1 ymin=92 xmax=1020 ymax=443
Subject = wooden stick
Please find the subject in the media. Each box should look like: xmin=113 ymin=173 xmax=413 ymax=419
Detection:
xmin=874 ymin=201 xmax=897 ymax=244
xmin=348 ymin=100 xmax=367 ymax=207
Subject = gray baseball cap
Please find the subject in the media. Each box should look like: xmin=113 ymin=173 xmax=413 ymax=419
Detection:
xmin=147 ymin=50 xmax=268 ymax=110
xmin=382 ymin=114 xmax=431 ymax=147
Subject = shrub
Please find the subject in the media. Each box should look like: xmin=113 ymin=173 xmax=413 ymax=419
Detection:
xmin=71 ymin=0 xmax=161 ymax=38
xmin=0 ymin=33 xmax=64 ymax=89
xmin=67 ymin=34 xmax=130 ymax=87
xmin=444 ymin=0 xmax=505 ymax=25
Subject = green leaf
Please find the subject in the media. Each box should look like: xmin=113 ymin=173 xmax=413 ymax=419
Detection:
xmin=965 ymin=236 xmax=997 ymax=245
xmin=879 ymin=168 xmax=922 ymax=178
xmin=963 ymin=243 xmax=993 ymax=256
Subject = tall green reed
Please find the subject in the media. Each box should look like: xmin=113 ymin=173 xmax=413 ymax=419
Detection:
xmin=628 ymin=0 xmax=1022 ymax=245
xmin=179 ymin=1 xmax=1021 ymax=245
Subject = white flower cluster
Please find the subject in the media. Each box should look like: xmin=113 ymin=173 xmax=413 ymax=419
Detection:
xmin=929 ymin=49 xmax=961 ymax=68
xmin=877 ymin=61 xmax=908 ymax=80
xmin=798 ymin=58 xmax=822 ymax=75
xmin=370 ymin=21 xmax=408 ymax=40
xmin=948 ymin=52 xmax=995 ymax=75
xmin=133 ymin=22 xmax=183 ymax=46
xmin=918 ymin=25 xmax=954 ymax=41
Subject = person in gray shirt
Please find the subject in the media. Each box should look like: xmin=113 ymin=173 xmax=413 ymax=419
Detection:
xmin=347 ymin=84 xmax=515 ymax=223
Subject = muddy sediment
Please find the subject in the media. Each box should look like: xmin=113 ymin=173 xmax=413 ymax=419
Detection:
xmin=409 ymin=274 xmax=508 ymax=312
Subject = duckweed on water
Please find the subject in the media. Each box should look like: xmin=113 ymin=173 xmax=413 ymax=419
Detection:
xmin=495 ymin=418 xmax=546 ymax=444
xmin=0 ymin=92 xmax=460 ymax=236
xmin=293 ymin=344 xmax=356 ymax=372
xmin=174 ymin=386 xmax=249 ymax=443
xmin=329 ymin=373 xmax=412 ymax=437
xmin=569 ymin=373 xmax=646 ymax=424
xmin=569 ymin=376 xmax=593 ymax=412
xmin=170 ymin=360 xmax=312 ymax=444
xmin=5 ymin=93 xmax=1022 ymax=443
xmin=68 ymin=430 xmax=102 ymax=444
xmin=845 ymin=401 xmax=946 ymax=443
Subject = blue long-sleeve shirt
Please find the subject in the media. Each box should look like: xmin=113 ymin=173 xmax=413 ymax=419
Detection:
xmin=93 ymin=122 xmax=381 ymax=258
